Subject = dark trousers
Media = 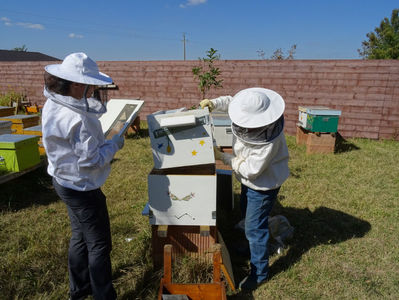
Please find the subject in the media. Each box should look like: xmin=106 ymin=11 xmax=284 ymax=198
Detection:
xmin=53 ymin=178 xmax=117 ymax=300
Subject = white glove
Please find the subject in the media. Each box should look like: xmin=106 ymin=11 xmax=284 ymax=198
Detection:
xmin=199 ymin=99 xmax=215 ymax=112
xmin=112 ymin=134 xmax=125 ymax=150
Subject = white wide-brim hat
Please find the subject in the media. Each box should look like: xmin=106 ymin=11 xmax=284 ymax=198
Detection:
xmin=45 ymin=52 xmax=112 ymax=85
xmin=228 ymin=87 xmax=285 ymax=128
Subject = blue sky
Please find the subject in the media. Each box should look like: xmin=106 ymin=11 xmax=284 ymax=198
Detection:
xmin=0 ymin=0 xmax=398 ymax=61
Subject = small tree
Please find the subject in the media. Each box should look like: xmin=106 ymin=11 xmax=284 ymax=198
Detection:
xmin=358 ymin=9 xmax=399 ymax=59
xmin=257 ymin=45 xmax=297 ymax=60
xmin=270 ymin=44 xmax=297 ymax=60
xmin=257 ymin=49 xmax=266 ymax=60
xmin=12 ymin=45 xmax=28 ymax=52
xmin=192 ymin=48 xmax=223 ymax=99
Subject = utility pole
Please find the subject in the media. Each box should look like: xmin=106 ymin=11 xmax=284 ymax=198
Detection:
xmin=182 ymin=33 xmax=187 ymax=60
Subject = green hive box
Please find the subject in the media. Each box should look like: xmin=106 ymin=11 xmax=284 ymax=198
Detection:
xmin=0 ymin=134 xmax=40 ymax=172
xmin=298 ymin=106 xmax=341 ymax=133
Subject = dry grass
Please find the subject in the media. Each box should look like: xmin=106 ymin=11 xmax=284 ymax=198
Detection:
xmin=1 ymin=124 xmax=398 ymax=299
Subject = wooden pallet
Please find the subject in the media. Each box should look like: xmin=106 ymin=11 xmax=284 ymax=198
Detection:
xmin=158 ymin=244 xmax=227 ymax=300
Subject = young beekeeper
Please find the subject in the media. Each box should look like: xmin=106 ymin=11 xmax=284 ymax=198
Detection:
xmin=42 ymin=52 xmax=124 ymax=300
xmin=200 ymin=87 xmax=290 ymax=290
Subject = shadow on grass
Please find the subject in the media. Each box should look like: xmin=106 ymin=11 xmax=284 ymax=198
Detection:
xmin=268 ymin=201 xmax=371 ymax=278
xmin=0 ymin=164 xmax=58 ymax=211
xmin=219 ymin=195 xmax=371 ymax=299
xmin=335 ymin=132 xmax=360 ymax=153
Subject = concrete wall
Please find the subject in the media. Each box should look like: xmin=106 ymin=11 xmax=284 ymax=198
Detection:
xmin=1 ymin=59 xmax=398 ymax=140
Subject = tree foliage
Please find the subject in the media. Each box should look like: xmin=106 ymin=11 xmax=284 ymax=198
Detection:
xmin=12 ymin=45 xmax=28 ymax=52
xmin=358 ymin=9 xmax=399 ymax=59
xmin=192 ymin=48 xmax=223 ymax=99
xmin=257 ymin=45 xmax=297 ymax=60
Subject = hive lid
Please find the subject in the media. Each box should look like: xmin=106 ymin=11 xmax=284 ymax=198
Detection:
xmin=23 ymin=124 xmax=42 ymax=132
xmin=298 ymin=106 xmax=341 ymax=116
xmin=0 ymin=134 xmax=39 ymax=149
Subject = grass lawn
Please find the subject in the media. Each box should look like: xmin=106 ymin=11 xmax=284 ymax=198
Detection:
xmin=1 ymin=125 xmax=398 ymax=299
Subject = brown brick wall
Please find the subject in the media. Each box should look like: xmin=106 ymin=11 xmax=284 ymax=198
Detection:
xmin=1 ymin=59 xmax=398 ymax=140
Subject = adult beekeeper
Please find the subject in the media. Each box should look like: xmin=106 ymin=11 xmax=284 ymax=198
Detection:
xmin=42 ymin=52 xmax=124 ymax=300
xmin=200 ymin=87 xmax=289 ymax=291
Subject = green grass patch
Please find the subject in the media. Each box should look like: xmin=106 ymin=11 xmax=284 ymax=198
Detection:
xmin=1 ymin=125 xmax=398 ymax=299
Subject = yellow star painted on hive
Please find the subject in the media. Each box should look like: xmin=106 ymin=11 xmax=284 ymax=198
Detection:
xmin=192 ymin=150 xmax=197 ymax=156
xmin=199 ymin=140 xmax=205 ymax=146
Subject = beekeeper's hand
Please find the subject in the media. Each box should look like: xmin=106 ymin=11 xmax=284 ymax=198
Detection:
xmin=199 ymin=99 xmax=214 ymax=112
xmin=214 ymin=146 xmax=223 ymax=160
xmin=112 ymin=134 xmax=125 ymax=150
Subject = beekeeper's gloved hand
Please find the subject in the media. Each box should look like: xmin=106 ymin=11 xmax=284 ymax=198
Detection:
xmin=112 ymin=134 xmax=125 ymax=150
xmin=199 ymin=99 xmax=214 ymax=112
xmin=214 ymin=146 xmax=223 ymax=160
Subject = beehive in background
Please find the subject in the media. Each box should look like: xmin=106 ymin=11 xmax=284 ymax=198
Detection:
xmin=0 ymin=134 xmax=40 ymax=172
xmin=298 ymin=106 xmax=341 ymax=133
xmin=0 ymin=121 xmax=12 ymax=135
xmin=0 ymin=114 xmax=40 ymax=134
xmin=0 ymin=106 xmax=15 ymax=117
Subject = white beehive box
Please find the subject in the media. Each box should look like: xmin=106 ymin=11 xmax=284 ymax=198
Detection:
xmin=211 ymin=112 xmax=232 ymax=147
xmin=148 ymin=170 xmax=217 ymax=226
xmin=147 ymin=108 xmax=215 ymax=169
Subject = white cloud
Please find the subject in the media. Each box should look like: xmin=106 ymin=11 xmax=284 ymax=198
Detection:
xmin=1 ymin=16 xmax=12 ymax=26
xmin=69 ymin=33 xmax=84 ymax=39
xmin=180 ymin=0 xmax=207 ymax=8
xmin=1 ymin=17 xmax=44 ymax=30
xmin=16 ymin=22 xmax=44 ymax=30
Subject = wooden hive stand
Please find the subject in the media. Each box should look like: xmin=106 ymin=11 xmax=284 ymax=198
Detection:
xmin=158 ymin=244 xmax=227 ymax=300
xmin=296 ymin=125 xmax=336 ymax=154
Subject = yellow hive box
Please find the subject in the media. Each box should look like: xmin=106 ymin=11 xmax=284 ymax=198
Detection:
xmin=23 ymin=125 xmax=45 ymax=156
xmin=0 ymin=114 xmax=40 ymax=134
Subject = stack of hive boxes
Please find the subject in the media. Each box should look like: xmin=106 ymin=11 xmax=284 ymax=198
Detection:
xmin=146 ymin=108 xmax=217 ymax=266
xmin=0 ymin=109 xmax=42 ymax=173
xmin=0 ymin=114 xmax=40 ymax=134
xmin=297 ymin=106 xmax=342 ymax=154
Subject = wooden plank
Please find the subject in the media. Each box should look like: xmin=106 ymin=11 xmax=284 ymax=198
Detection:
xmin=163 ymin=245 xmax=172 ymax=285
xmin=212 ymin=244 xmax=222 ymax=284
xmin=217 ymin=232 xmax=236 ymax=291
xmin=161 ymin=283 xmax=224 ymax=300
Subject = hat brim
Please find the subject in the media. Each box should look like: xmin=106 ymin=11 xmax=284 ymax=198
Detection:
xmin=45 ymin=64 xmax=112 ymax=86
xmin=228 ymin=88 xmax=285 ymax=128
